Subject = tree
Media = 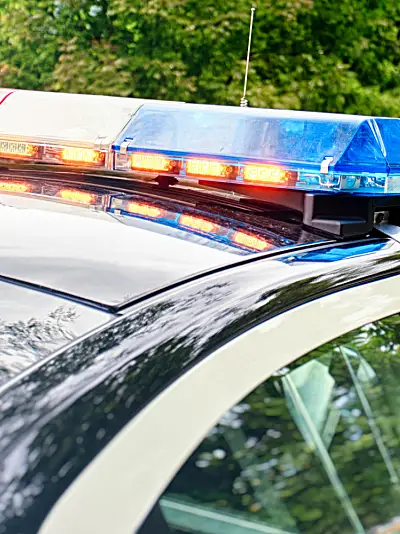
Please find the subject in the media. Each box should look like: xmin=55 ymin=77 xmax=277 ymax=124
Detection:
xmin=1 ymin=0 xmax=400 ymax=115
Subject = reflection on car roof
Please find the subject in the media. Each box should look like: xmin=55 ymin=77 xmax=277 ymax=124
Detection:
xmin=0 ymin=178 xmax=326 ymax=308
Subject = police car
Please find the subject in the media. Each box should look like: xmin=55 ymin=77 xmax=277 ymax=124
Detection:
xmin=0 ymin=89 xmax=400 ymax=534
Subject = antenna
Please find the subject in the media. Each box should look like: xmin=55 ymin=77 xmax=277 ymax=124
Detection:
xmin=240 ymin=7 xmax=256 ymax=108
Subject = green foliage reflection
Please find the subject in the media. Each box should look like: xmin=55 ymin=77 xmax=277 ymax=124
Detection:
xmin=161 ymin=314 xmax=400 ymax=534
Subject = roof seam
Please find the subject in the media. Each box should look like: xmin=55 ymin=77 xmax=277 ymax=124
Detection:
xmin=0 ymin=274 xmax=119 ymax=314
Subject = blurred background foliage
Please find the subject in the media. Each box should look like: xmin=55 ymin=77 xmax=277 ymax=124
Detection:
xmin=0 ymin=0 xmax=400 ymax=114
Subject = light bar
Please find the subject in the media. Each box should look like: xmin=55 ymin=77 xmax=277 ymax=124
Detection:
xmin=112 ymin=102 xmax=400 ymax=194
xmin=4 ymin=92 xmax=400 ymax=197
xmin=0 ymin=89 xmax=180 ymax=171
xmin=3 ymin=91 xmax=400 ymax=239
xmin=0 ymin=139 xmax=107 ymax=169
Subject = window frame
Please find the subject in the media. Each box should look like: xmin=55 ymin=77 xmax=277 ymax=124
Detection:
xmin=39 ymin=274 xmax=400 ymax=534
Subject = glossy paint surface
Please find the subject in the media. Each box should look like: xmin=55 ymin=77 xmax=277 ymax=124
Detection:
xmin=0 ymin=238 xmax=399 ymax=533
xmin=0 ymin=281 xmax=113 ymax=386
xmin=0 ymin=280 xmax=112 ymax=387
xmin=0 ymin=175 xmax=326 ymax=309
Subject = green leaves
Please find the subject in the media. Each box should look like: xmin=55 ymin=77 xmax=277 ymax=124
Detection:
xmin=0 ymin=0 xmax=400 ymax=114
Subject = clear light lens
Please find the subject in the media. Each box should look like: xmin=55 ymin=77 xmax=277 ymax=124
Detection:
xmin=243 ymin=164 xmax=287 ymax=184
xmin=186 ymin=159 xmax=235 ymax=179
xmin=61 ymin=147 xmax=105 ymax=165
xmin=0 ymin=140 xmax=37 ymax=158
xmin=131 ymin=153 xmax=177 ymax=173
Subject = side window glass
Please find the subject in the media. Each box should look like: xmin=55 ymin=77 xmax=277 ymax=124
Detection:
xmin=156 ymin=314 xmax=400 ymax=534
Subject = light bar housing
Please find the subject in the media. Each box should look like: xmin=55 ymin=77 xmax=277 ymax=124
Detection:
xmin=3 ymin=91 xmax=400 ymax=238
xmin=112 ymin=103 xmax=400 ymax=195
xmin=0 ymin=90 xmax=179 ymax=169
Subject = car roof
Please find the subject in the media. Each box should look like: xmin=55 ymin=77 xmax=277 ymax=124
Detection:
xmin=0 ymin=173 xmax=329 ymax=311
xmin=0 ymin=234 xmax=398 ymax=534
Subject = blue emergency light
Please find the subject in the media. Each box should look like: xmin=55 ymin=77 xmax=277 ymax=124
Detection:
xmin=112 ymin=103 xmax=400 ymax=195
